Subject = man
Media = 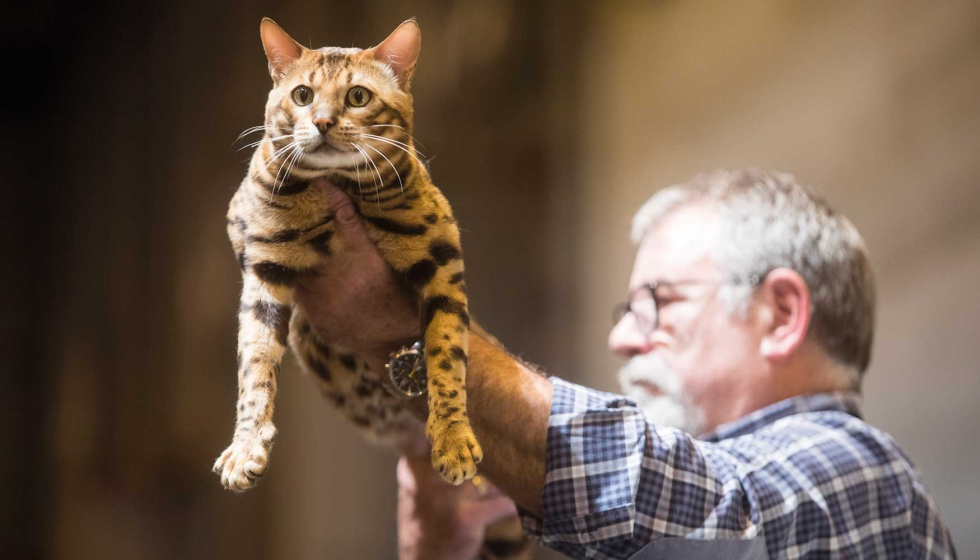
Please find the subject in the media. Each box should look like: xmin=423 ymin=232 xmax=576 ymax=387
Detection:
xmin=296 ymin=169 xmax=957 ymax=559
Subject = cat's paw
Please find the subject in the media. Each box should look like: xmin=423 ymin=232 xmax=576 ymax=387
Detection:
xmin=212 ymin=424 xmax=277 ymax=492
xmin=429 ymin=421 xmax=483 ymax=485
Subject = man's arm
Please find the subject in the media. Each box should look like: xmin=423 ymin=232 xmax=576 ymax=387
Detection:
xmin=295 ymin=180 xmax=552 ymax=515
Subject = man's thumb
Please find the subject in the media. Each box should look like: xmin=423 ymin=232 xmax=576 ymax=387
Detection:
xmin=314 ymin=178 xmax=369 ymax=247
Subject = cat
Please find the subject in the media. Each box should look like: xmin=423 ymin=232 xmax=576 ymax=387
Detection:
xmin=213 ymin=18 xmax=482 ymax=493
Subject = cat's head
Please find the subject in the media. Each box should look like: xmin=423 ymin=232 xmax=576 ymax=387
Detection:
xmin=259 ymin=18 xmax=420 ymax=171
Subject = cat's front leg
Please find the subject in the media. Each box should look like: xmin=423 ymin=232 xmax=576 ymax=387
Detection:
xmin=214 ymin=270 xmax=293 ymax=491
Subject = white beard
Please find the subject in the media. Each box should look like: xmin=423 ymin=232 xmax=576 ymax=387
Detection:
xmin=617 ymin=353 xmax=705 ymax=435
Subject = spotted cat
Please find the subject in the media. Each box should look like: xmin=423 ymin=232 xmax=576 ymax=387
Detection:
xmin=213 ymin=18 xmax=481 ymax=492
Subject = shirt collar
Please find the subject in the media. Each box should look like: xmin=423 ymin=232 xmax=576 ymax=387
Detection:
xmin=697 ymin=391 xmax=863 ymax=443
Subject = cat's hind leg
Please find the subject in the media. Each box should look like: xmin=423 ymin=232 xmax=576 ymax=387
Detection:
xmin=420 ymin=277 xmax=482 ymax=485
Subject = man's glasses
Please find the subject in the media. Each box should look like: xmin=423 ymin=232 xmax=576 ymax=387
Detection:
xmin=612 ymin=275 xmax=763 ymax=335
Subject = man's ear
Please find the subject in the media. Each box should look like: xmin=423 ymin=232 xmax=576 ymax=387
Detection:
xmin=368 ymin=19 xmax=421 ymax=91
xmin=758 ymin=268 xmax=812 ymax=361
xmin=260 ymin=18 xmax=304 ymax=83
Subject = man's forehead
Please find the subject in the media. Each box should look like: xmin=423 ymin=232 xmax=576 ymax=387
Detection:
xmin=630 ymin=204 xmax=721 ymax=286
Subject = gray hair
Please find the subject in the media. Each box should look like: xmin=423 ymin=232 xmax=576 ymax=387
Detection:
xmin=632 ymin=169 xmax=877 ymax=382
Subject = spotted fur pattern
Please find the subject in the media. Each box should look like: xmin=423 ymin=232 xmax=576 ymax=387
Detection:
xmin=213 ymin=19 xmax=481 ymax=492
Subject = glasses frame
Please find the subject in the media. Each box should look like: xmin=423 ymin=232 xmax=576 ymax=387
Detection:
xmin=612 ymin=274 xmax=764 ymax=334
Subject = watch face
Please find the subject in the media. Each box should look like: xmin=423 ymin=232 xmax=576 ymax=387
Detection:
xmin=389 ymin=347 xmax=426 ymax=397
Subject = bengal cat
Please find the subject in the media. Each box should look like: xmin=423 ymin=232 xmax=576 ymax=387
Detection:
xmin=213 ymin=19 xmax=482 ymax=492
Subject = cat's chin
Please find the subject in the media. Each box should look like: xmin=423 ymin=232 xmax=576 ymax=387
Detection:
xmin=300 ymin=148 xmax=364 ymax=171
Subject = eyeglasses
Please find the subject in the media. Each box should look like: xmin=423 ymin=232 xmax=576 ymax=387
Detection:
xmin=612 ymin=275 xmax=763 ymax=335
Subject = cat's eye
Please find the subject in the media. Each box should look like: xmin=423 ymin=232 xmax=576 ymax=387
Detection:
xmin=292 ymin=86 xmax=314 ymax=106
xmin=347 ymin=86 xmax=372 ymax=107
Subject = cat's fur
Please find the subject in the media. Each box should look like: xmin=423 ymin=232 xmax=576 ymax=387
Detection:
xmin=213 ymin=18 xmax=481 ymax=492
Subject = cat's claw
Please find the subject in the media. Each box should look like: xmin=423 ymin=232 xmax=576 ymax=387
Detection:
xmin=213 ymin=424 xmax=277 ymax=492
xmin=429 ymin=423 xmax=483 ymax=485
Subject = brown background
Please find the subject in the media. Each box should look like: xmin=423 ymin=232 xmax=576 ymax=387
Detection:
xmin=3 ymin=1 xmax=978 ymax=558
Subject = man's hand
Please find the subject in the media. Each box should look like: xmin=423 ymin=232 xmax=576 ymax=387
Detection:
xmin=398 ymin=440 xmax=518 ymax=560
xmin=295 ymin=178 xmax=420 ymax=371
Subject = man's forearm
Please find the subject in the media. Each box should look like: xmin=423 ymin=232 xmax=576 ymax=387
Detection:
xmin=398 ymin=329 xmax=552 ymax=516
xmin=466 ymin=330 xmax=552 ymax=516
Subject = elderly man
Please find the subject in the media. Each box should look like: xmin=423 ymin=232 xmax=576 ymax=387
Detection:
xmin=296 ymin=169 xmax=956 ymax=559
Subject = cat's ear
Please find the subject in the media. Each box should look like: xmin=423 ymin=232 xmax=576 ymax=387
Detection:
xmin=369 ymin=19 xmax=421 ymax=91
xmin=260 ymin=18 xmax=304 ymax=83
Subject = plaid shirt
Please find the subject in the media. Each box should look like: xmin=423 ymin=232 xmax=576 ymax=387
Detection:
xmin=518 ymin=378 xmax=957 ymax=559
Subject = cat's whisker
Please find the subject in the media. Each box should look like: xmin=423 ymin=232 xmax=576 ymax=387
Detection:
xmin=269 ymin=143 xmax=290 ymax=179
xmin=235 ymin=125 xmax=269 ymax=142
xmin=231 ymin=126 xmax=268 ymax=149
xmin=271 ymin=143 xmax=301 ymax=199
xmin=262 ymin=134 xmax=296 ymax=143
xmin=265 ymin=139 xmax=299 ymax=167
xmin=265 ymin=140 xmax=295 ymax=164
xmin=276 ymin=147 xmax=304 ymax=199
xmin=346 ymin=143 xmax=366 ymax=199
xmin=363 ymin=143 xmax=404 ymax=194
xmin=350 ymin=144 xmax=375 ymax=190
xmin=366 ymin=125 xmax=428 ymax=151
xmin=238 ymin=134 xmax=295 ymax=152
xmin=233 ymin=125 xmax=295 ymax=149
xmin=265 ymin=147 xmax=291 ymax=170
xmin=270 ymin=146 xmax=291 ymax=200
xmin=360 ymin=145 xmax=386 ymax=209
xmin=358 ymin=133 xmax=425 ymax=159
xmin=279 ymin=145 xmax=304 ymax=196
xmin=357 ymin=134 xmax=428 ymax=170
xmin=352 ymin=142 xmax=384 ymax=211
xmin=279 ymin=143 xmax=300 ymax=181
xmin=357 ymin=133 xmax=425 ymax=159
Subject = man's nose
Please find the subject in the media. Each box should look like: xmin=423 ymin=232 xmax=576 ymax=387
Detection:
xmin=314 ymin=113 xmax=336 ymax=134
xmin=608 ymin=315 xmax=653 ymax=358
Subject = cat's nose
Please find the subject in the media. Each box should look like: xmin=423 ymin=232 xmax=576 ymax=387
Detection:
xmin=313 ymin=115 xmax=336 ymax=134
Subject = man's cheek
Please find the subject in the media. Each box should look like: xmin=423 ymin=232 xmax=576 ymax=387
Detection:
xmin=661 ymin=351 xmax=697 ymax=394
xmin=682 ymin=367 xmax=705 ymax=396
xmin=677 ymin=332 xmax=723 ymax=386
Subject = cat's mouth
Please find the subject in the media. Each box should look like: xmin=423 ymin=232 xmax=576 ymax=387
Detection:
xmin=310 ymin=142 xmax=341 ymax=154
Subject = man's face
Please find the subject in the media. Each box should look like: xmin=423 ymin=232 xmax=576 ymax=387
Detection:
xmin=609 ymin=204 xmax=765 ymax=435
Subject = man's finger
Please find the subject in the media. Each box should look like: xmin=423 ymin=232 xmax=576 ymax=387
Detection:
xmin=396 ymin=457 xmax=419 ymax=494
xmin=313 ymin=178 xmax=373 ymax=253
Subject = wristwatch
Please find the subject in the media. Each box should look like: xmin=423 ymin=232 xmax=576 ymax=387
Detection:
xmin=386 ymin=341 xmax=427 ymax=398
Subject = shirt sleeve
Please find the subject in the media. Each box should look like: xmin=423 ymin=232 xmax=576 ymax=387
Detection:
xmin=517 ymin=377 xmax=756 ymax=559
xmin=517 ymin=378 xmax=959 ymax=560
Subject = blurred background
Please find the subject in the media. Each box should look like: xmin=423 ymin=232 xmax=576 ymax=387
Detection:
xmin=4 ymin=0 xmax=979 ymax=558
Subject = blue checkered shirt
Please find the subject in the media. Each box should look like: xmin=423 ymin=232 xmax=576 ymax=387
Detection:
xmin=518 ymin=378 xmax=957 ymax=559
